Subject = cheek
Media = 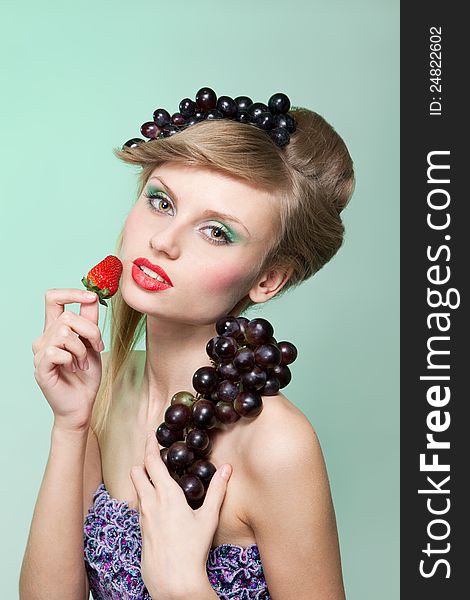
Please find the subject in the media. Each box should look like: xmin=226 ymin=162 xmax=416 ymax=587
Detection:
xmin=202 ymin=264 xmax=252 ymax=295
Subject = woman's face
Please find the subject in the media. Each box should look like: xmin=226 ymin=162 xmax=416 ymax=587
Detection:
xmin=119 ymin=161 xmax=281 ymax=325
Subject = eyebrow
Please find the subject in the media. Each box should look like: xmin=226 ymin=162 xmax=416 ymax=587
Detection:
xmin=148 ymin=175 xmax=251 ymax=237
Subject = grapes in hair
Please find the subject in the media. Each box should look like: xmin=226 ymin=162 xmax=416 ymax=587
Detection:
xmin=151 ymin=314 xmax=298 ymax=506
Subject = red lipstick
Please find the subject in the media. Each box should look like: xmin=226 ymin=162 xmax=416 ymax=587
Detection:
xmin=132 ymin=257 xmax=173 ymax=291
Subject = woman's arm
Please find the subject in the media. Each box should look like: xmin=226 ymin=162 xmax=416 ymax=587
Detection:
xmin=244 ymin=410 xmax=346 ymax=600
xmin=19 ymin=424 xmax=90 ymax=600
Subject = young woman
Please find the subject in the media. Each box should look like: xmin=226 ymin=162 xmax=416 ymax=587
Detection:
xmin=20 ymin=90 xmax=355 ymax=600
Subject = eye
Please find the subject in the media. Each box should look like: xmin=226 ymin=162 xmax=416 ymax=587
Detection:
xmin=200 ymin=224 xmax=232 ymax=245
xmin=144 ymin=189 xmax=174 ymax=215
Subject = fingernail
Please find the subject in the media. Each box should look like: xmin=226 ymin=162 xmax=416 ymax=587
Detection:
xmin=85 ymin=292 xmax=97 ymax=300
xmin=221 ymin=465 xmax=232 ymax=480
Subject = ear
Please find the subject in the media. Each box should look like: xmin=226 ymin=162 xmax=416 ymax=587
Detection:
xmin=248 ymin=264 xmax=294 ymax=304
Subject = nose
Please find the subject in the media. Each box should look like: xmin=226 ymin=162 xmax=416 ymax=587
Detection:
xmin=148 ymin=220 xmax=182 ymax=260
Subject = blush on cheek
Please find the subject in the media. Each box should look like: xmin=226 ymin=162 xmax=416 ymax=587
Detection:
xmin=203 ymin=265 xmax=250 ymax=294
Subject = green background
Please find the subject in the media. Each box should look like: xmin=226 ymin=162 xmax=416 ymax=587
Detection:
xmin=0 ymin=1 xmax=399 ymax=597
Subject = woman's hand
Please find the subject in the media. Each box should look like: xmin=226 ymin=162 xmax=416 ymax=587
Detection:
xmin=32 ymin=288 xmax=105 ymax=432
xmin=130 ymin=431 xmax=232 ymax=599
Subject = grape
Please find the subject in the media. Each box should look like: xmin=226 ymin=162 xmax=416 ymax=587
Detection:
xmin=192 ymin=399 xmax=217 ymax=429
xmin=217 ymin=380 xmax=240 ymax=403
xmin=254 ymin=111 xmax=275 ymax=130
xmin=153 ymin=108 xmax=171 ymax=127
xmin=254 ymin=343 xmax=281 ymax=369
xmin=216 ymin=96 xmax=238 ymax=118
xmin=161 ymin=124 xmax=179 ymax=137
xmin=217 ymin=360 xmax=240 ymax=382
xmin=268 ymin=92 xmax=291 ymax=114
xmin=245 ymin=318 xmax=274 ymax=345
xmin=186 ymin=428 xmax=210 ymax=453
xmin=192 ymin=366 xmax=218 ymax=394
xmin=206 ymin=336 xmax=219 ymax=360
xmin=277 ymin=341 xmax=298 ymax=365
xmin=215 ymin=401 xmax=241 ymax=424
xmin=164 ymin=403 xmax=192 ymax=430
xmin=195 ymin=87 xmax=217 ymax=111
xmin=269 ymin=127 xmax=290 ymax=147
xmin=240 ymin=366 xmax=267 ymax=391
xmin=178 ymin=473 xmax=205 ymax=501
xmin=187 ymin=459 xmax=217 ymax=485
xmin=214 ymin=335 xmax=238 ymax=359
xmin=179 ymin=98 xmax=196 ymax=118
xmin=194 ymin=437 xmax=213 ymax=458
xmin=216 ymin=316 xmax=240 ymax=337
xmin=171 ymin=112 xmax=186 ymax=126
xmin=140 ymin=121 xmax=160 ymax=139
xmin=234 ymin=96 xmax=253 ymax=111
xmin=234 ymin=391 xmax=263 ymax=418
xmin=167 ymin=442 xmax=195 ymax=471
xmin=205 ymin=108 xmax=224 ymax=120
xmin=259 ymin=376 xmax=280 ymax=396
xmin=270 ymin=364 xmax=292 ymax=388
xmin=170 ymin=391 xmax=196 ymax=407
xmin=160 ymin=447 xmax=169 ymax=466
xmin=236 ymin=317 xmax=249 ymax=341
xmin=247 ymin=102 xmax=269 ymax=121
xmin=156 ymin=423 xmax=183 ymax=447
xmin=233 ymin=347 xmax=255 ymax=371
xmin=236 ymin=109 xmax=250 ymax=124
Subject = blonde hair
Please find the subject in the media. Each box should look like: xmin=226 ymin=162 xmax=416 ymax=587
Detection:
xmin=91 ymin=107 xmax=355 ymax=439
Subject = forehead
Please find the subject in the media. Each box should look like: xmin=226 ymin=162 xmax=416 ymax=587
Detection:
xmin=147 ymin=162 xmax=280 ymax=237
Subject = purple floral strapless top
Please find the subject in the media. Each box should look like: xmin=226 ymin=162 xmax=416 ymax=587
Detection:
xmin=83 ymin=482 xmax=271 ymax=599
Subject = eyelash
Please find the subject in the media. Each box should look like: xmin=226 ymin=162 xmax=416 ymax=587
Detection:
xmin=143 ymin=189 xmax=233 ymax=246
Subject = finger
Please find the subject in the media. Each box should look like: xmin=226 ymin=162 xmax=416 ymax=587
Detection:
xmin=130 ymin=465 xmax=155 ymax=508
xmin=59 ymin=310 xmax=103 ymax=353
xmin=144 ymin=431 xmax=175 ymax=492
xmin=44 ymin=289 xmax=98 ymax=332
xmin=200 ymin=464 xmax=232 ymax=515
xmin=35 ymin=346 xmax=77 ymax=381
xmin=79 ymin=292 xmax=99 ymax=325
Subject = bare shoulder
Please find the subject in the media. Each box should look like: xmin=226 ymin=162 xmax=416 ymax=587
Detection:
xmin=241 ymin=392 xmax=330 ymax=518
xmin=239 ymin=394 xmax=344 ymax=598
xmin=244 ymin=392 xmax=323 ymax=471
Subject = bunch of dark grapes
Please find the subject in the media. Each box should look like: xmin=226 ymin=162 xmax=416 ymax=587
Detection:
xmin=123 ymin=86 xmax=297 ymax=150
xmin=153 ymin=315 xmax=298 ymax=509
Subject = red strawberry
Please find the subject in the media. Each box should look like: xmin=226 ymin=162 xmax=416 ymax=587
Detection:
xmin=81 ymin=255 xmax=123 ymax=307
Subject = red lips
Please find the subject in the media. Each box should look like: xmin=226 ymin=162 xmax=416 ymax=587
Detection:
xmin=132 ymin=257 xmax=173 ymax=291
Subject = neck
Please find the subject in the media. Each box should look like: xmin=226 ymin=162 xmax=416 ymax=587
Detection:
xmin=135 ymin=315 xmax=218 ymax=428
